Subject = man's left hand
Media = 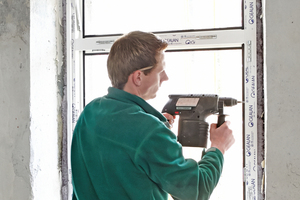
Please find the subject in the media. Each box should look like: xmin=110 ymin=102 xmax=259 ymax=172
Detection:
xmin=162 ymin=113 xmax=176 ymax=128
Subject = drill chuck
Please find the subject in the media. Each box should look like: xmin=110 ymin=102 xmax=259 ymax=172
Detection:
xmin=219 ymin=97 xmax=239 ymax=107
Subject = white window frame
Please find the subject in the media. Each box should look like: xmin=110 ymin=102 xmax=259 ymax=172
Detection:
xmin=66 ymin=1 xmax=259 ymax=200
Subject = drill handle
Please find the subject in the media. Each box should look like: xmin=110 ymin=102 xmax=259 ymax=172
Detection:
xmin=217 ymin=100 xmax=226 ymax=127
xmin=217 ymin=114 xmax=226 ymax=127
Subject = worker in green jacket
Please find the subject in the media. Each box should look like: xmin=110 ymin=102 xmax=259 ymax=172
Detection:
xmin=71 ymin=31 xmax=235 ymax=200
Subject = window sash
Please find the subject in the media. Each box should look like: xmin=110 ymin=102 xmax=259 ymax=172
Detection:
xmin=67 ymin=0 xmax=259 ymax=200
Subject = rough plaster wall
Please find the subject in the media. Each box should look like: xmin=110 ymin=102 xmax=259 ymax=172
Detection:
xmin=30 ymin=0 xmax=64 ymax=199
xmin=264 ymin=0 xmax=300 ymax=199
xmin=0 ymin=0 xmax=32 ymax=199
xmin=255 ymin=1 xmax=265 ymax=199
xmin=60 ymin=0 xmax=69 ymax=199
xmin=0 ymin=0 xmax=64 ymax=199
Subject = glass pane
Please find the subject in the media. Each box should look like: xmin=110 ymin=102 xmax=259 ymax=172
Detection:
xmin=85 ymin=0 xmax=242 ymax=36
xmin=85 ymin=54 xmax=111 ymax=104
xmin=84 ymin=50 xmax=243 ymax=200
xmin=149 ymin=50 xmax=243 ymax=200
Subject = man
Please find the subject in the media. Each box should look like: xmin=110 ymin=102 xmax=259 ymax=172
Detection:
xmin=71 ymin=31 xmax=235 ymax=200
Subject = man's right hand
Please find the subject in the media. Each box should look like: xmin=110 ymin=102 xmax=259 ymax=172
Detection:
xmin=209 ymin=121 xmax=235 ymax=155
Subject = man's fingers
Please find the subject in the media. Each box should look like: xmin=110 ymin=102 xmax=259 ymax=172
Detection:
xmin=163 ymin=113 xmax=175 ymax=123
xmin=225 ymin=121 xmax=231 ymax=126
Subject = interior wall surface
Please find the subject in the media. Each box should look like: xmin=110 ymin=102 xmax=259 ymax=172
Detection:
xmin=0 ymin=1 xmax=31 ymax=199
xmin=0 ymin=0 xmax=64 ymax=199
xmin=30 ymin=0 xmax=64 ymax=199
xmin=264 ymin=0 xmax=300 ymax=199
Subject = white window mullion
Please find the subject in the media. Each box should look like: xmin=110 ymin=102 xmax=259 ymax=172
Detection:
xmin=74 ymin=29 xmax=246 ymax=54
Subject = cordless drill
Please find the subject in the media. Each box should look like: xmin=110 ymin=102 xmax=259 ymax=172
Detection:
xmin=162 ymin=94 xmax=241 ymax=148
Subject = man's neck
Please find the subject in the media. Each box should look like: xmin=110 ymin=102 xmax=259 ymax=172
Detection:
xmin=123 ymin=82 xmax=141 ymax=99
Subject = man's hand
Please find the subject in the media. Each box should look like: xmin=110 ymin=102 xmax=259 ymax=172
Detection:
xmin=210 ymin=121 xmax=235 ymax=154
xmin=162 ymin=113 xmax=176 ymax=129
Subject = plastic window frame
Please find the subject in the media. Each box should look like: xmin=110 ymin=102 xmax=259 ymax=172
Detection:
xmin=66 ymin=0 xmax=262 ymax=200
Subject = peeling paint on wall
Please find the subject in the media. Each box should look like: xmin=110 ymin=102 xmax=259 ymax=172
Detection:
xmin=59 ymin=0 xmax=69 ymax=199
xmin=256 ymin=0 xmax=265 ymax=199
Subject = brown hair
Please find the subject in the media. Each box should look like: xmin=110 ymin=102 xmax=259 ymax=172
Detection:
xmin=107 ymin=31 xmax=168 ymax=89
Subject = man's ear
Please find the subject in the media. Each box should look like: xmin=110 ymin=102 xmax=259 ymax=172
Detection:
xmin=131 ymin=70 xmax=143 ymax=86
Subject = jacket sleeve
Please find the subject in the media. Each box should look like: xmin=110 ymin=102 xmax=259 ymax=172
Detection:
xmin=135 ymin=121 xmax=224 ymax=200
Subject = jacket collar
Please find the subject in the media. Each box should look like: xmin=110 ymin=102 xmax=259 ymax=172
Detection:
xmin=106 ymin=87 xmax=167 ymax=123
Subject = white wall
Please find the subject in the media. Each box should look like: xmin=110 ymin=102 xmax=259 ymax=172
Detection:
xmin=264 ymin=0 xmax=300 ymax=199
xmin=30 ymin=0 xmax=64 ymax=199
xmin=0 ymin=0 xmax=64 ymax=199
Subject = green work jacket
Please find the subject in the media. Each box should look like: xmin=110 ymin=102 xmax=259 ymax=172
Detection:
xmin=71 ymin=87 xmax=224 ymax=200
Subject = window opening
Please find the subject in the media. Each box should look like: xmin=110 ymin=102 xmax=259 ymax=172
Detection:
xmin=67 ymin=0 xmax=261 ymax=200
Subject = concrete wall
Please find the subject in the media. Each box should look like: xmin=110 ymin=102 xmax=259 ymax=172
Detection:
xmin=264 ymin=0 xmax=300 ymax=199
xmin=0 ymin=1 xmax=31 ymax=199
xmin=0 ymin=0 xmax=64 ymax=199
